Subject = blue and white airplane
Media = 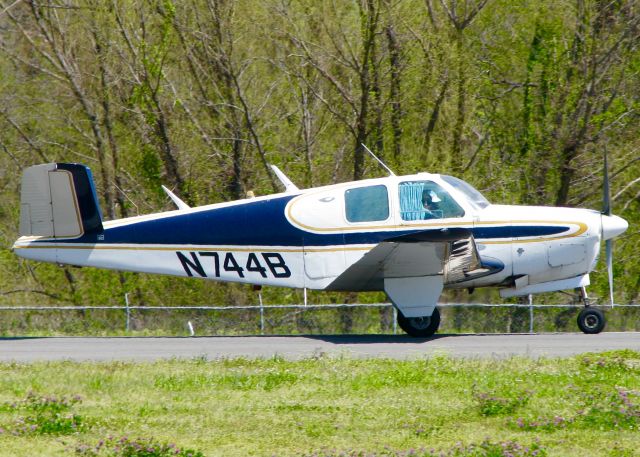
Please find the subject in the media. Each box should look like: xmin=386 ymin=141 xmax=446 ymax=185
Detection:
xmin=12 ymin=157 xmax=628 ymax=337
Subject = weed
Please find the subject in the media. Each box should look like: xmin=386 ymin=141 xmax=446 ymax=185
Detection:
xmin=513 ymin=415 xmax=574 ymax=431
xmin=577 ymin=387 xmax=640 ymax=429
xmin=473 ymin=388 xmax=530 ymax=417
xmin=1 ymin=392 xmax=85 ymax=436
xmin=74 ymin=435 xmax=204 ymax=457
xmin=580 ymin=350 xmax=640 ymax=373
xmin=432 ymin=439 xmax=547 ymax=457
xmin=513 ymin=387 xmax=640 ymax=431
xmin=304 ymin=439 xmax=547 ymax=456
xmin=24 ymin=391 xmax=82 ymax=413
xmin=12 ymin=412 xmax=83 ymax=435
xmin=4 ymin=391 xmax=82 ymax=413
xmin=350 ymin=363 xmax=430 ymax=390
xmin=152 ymin=368 xmax=298 ymax=391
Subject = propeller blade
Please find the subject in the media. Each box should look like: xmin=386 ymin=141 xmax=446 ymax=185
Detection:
xmin=603 ymin=149 xmax=612 ymax=216
xmin=606 ymin=238 xmax=614 ymax=307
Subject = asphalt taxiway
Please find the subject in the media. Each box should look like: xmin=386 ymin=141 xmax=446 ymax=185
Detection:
xmin=1 ymin=332 xmax=639 ymax=362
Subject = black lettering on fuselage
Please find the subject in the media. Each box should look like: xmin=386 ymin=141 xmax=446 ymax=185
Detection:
xmin=176 ymin=252 xmax=207 ymax=277
xmin=176 ymin=251 xmax=291 ymax=279
xmin=262 ymin=253 xmax=291 ymax=278
xmin=199 ymin=252 xmax=220 ymax=277
xmin=223 ymin=252 xmax=245 ymax=278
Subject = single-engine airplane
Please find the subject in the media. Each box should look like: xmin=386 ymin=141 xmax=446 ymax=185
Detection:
xmin=12 ymin=150 xmax=628 ymax=337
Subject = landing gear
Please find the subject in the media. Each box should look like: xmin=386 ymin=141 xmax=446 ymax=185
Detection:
xmin=397 ymin=308 xmax=441 ymax=337
xmin=577 ymin=308 xmax=606 ymax=334
xmin=576 ymin=287 xmax=606 ymax=334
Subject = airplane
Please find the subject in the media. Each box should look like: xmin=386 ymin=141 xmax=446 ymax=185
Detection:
xmin=12 ymin=150 xmax=628 ymax=337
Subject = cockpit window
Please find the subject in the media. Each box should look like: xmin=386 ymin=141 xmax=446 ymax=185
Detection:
xmin=441 ymin=175 xmax=490 ymax=209
xmin=345 ymin=185 xmax=389 ymax=223
xmin=399 ymin=181 xmax=465 ymax=220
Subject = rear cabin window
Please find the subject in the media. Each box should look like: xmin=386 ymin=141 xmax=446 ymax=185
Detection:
xmin=399 ymin=181 xmax=465 ymax=220
xmin=345 ymin=185 xmax=389 ymax=223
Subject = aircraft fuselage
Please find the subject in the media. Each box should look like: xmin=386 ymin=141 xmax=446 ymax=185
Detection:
xmin=14 ymin=173 xmax=610 ymax=296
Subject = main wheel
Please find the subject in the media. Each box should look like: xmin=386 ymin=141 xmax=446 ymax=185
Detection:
xmin=397 ymin=308 xmax=441 ymax=337
xmin=577 ymin=308 xmax=605 ymax=334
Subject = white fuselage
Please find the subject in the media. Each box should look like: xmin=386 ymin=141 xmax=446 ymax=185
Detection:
xmin=13 ymin=173 xmax=606 ymax=298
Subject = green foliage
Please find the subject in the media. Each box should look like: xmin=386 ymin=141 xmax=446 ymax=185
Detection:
xmin=136 ymin=145 xmax=163 ymax=192
xmin=0 ymin=0 xmax=638 ymax=315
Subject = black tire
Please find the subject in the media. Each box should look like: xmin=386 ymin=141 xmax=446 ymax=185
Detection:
xmin=577 ymin=308 xmax=606 ymax=334
xmin=397 ymin=308 xmax=441 ymax=337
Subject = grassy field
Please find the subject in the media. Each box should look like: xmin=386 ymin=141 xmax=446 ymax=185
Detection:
xmin=0 ymin=351 xmax=639 ymax=456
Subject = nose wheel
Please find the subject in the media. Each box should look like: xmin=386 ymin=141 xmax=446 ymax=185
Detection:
xmin=577 ymin=308 xmax=606 ymax=334
xmin=576 ymin=287 xmax=606 ymax=334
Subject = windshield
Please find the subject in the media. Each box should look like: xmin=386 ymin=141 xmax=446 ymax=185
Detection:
xmin=440 ymin=175 xmax=490 ymax=209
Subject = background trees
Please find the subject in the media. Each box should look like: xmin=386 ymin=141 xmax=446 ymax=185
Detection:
xmin=0 ymin=0 xmax=638 ymax=316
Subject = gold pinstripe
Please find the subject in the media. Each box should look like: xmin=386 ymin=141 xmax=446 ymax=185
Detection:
xmin=13 ymin=244 xmax=374 ymax=253
xmin=14 ymin=221 xmax=588 ymax=251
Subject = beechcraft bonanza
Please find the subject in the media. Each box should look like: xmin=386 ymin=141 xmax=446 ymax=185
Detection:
xmin=13 ymin=148 xmax=628 ymax=337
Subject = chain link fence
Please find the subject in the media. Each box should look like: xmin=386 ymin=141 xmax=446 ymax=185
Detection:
xmin=1 ymin=300 xmax=639 ymax=336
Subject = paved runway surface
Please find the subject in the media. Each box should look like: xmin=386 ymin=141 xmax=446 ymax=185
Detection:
xmin=1 ymin=332 xmax=639 ymax=362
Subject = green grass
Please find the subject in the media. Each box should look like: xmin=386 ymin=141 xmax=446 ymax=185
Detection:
xmin=0 ymin=351 xmax=639 ymax=456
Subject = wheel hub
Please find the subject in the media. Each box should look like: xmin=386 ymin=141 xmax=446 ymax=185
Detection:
xmin=409 ymin=316 xmax=432 ymax=330
xmin=584 ymin=315 xmax=599 ymax=329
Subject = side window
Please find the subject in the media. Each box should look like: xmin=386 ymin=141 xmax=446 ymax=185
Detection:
xmin=345 ymin=185 xmax=389 ymax=223
xmin=399 ymin=181 xmax=465 ymax=220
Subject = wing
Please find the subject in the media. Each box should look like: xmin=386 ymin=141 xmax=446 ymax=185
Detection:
xmin=327 ymin=228 xmax=502 ymax=318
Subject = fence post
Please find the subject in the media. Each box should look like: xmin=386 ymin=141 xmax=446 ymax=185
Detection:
xmin=124 ymin=293 xmax=130 ymax=333
xmin=528 ymin=294 xmax=534 ymax=333
xmin=259 ymin=291 xmax=264 ymax=335
xmin=392 ymin=307 xmax=397 ymax=335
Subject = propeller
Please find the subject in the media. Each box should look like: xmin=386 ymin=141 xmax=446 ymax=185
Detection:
xmin=600 ymin=149 xmax=630 ymax=307
xmin=603 ymin=149 xmax=614 ymax=307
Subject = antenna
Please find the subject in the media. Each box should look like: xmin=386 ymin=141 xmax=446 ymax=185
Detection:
xmin=270 ymin=165 xmax=300 ymax=192
xmin=361 ymin=143 xmax=396 ymax=177
xmin=161 ymin=185 xmax=190 ymax=210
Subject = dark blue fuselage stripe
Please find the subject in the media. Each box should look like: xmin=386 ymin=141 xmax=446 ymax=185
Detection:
xmin=35 ymin=195 xmax=570 ymax=246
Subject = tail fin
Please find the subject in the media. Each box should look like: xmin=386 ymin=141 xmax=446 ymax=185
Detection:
xmin=19 ymin=163 xmax=103 ymax=238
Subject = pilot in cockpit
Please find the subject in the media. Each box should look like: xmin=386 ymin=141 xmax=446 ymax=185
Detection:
xmin=422 ymin=189 xmax=440 ymax=219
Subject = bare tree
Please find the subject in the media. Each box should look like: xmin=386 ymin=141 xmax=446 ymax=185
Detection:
xmin=439 ymin=0 xmax=489 ymax=173
xmin=3 ymin=1 xmax=118 ymax=217
xmin=281 ymin=0 xmax=385 ymax=182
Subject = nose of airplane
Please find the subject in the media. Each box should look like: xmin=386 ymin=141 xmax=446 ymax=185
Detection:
xmin=601 ymin=214 xmax=628 ymax=240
